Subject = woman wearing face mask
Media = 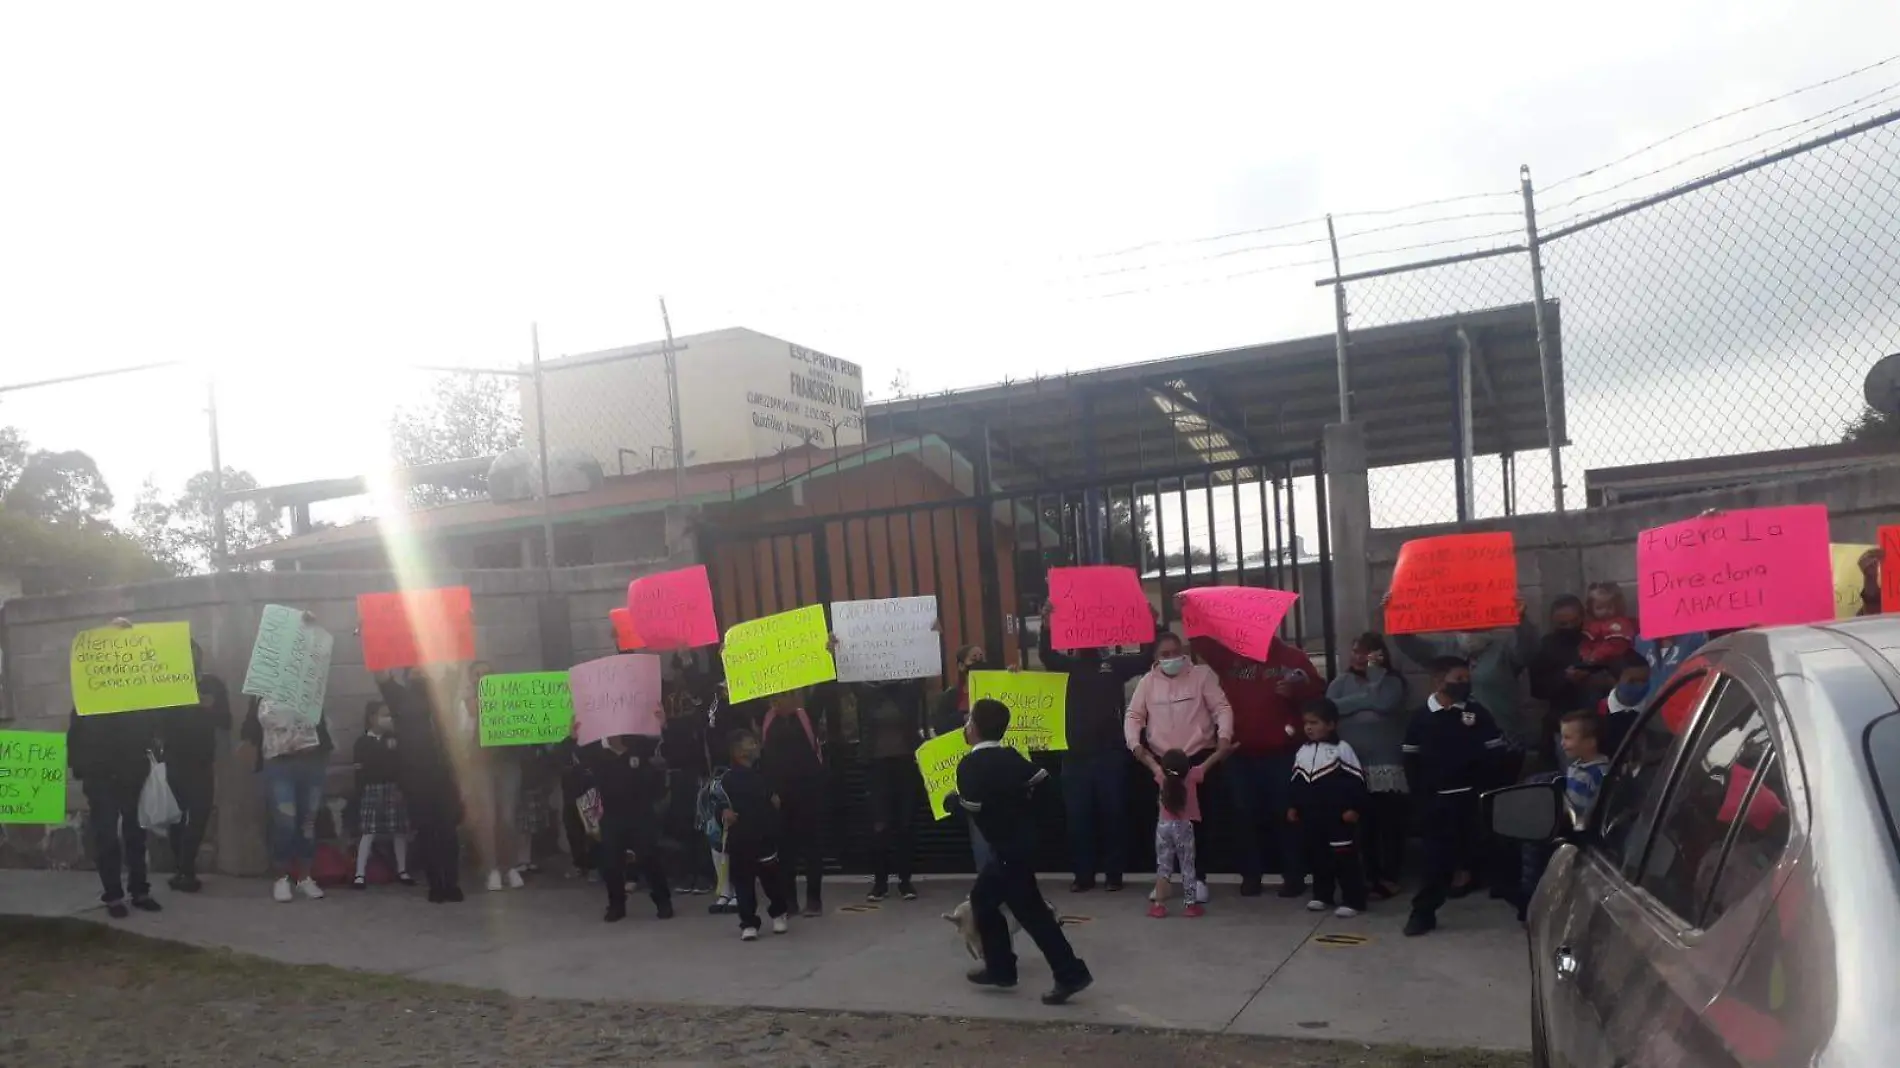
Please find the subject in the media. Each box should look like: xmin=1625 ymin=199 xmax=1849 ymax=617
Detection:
xmin=930 ymin=645 xmax=986 ymax=738
xmin=1125 ymin=632 xmax=1233 ymax=905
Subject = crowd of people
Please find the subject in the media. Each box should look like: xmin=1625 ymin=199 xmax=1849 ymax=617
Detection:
xmin=66 ymin=562 xmax=1877 ymax=990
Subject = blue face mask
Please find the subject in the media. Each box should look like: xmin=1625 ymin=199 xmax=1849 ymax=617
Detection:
xmin=1615 ymin=682 xmax=1647 ymax=705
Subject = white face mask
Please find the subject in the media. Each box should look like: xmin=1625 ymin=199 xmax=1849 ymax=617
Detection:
xmin=1158 ymin=656 xmax=1188 ymax=677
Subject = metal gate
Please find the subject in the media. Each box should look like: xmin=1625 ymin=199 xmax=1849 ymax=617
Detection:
xmin=699 ymin=444 xmax=1334 ymax=875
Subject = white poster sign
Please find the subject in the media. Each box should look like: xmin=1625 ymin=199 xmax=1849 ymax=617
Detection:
xmin=831 ymin=596 xmax=941 ymax=683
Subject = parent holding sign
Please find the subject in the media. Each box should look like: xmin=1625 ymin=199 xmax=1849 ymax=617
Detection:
xmin=66 ymin=618 xmax=176 ymax=918
xmin=1124 ymin=630 xmax=1232 ymax=905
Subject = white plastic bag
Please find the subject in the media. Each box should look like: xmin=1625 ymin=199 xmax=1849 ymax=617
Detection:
xmin=138 ymin=756 xmax=183 ymax=830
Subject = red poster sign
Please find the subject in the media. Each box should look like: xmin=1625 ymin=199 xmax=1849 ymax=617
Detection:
xmin=1178 ymin=586 xmax=1298 ymax=661
xmin=1046 ymin=566 xmax=1154 ymax=650
xmin=356 ymin=587 xmax=475 ymax=672
xmin=627 ymin=566 xmax=719 ymax=649
xmin=1384 ymin=533 xmax=1519 ymax=635
xmin=1879 ymin=525 xmax=1900 ymax=615
xmin=609 ymin=607 xmax=643 ymax=652
xmin=1636 ymin=505 xmax=1832 ymax=638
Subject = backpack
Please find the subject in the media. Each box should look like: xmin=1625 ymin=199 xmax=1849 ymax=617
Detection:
xmin=697 ymin=767 xmax=732 ymax=846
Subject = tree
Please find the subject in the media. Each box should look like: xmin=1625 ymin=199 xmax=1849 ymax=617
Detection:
xmin=1843 ymin=404 xmax=1900 ymax=443
xmin=0 ymin=509 xmax=168 ymax=594
xmin=1 ymin=448 xmax=114 ymax=526
xmin=128 ymin=467 xmax=282 ymax=575
xmin=387 ymin=375 xmax=523 ymax=506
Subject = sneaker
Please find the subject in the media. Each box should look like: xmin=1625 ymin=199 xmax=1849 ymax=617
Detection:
xmin=106 ymin=900 xmax=130 ymax=919
xmin=272 ymin=877 xmax=294 ymax=903
xmin=1306 ymin=899 xmax=1328 ymax=912
xmin=296 ymin=877 xmax=325 ymax=900
xmin=1184 ymin=903 xmax=1205 ymax=918
xmin=740 ymin=926 xmax=760 ymax=941
xmin=603 ymin=903 xmax=626 ymax=923
xmin=866 ymin=883 xmax=888 ymax=903
xmin=350 ymin=875 xmax=367 ymax=890
xmin=1194 ymin=880 xmax=1210 ymax=904
xmin=397 ymin=871 xmax=416 ymax=887
xmin=1146 ymin=902 xmax=1167 ymax=919
xmin=1334 ymin=906 xmax=1360 ymax=919
xmin=1042 ymin=972 xmax=1093 ymax=1005
xmin=899 ymin=881 xmax=918 ymax=900
xmin=1276 ymin=880 xmax=1309 ymax=899
xmin=1403 ymin=911 xmax=1437 ymax=937
xmin=966 ymin=968 xmax=1016 ymax=989
xmin=772 ymin=915 xmax=789 ymax=935
xmin=487 ymin=870 xmax=505 ymax=892
xmin=507 ymin=868 xmax=526 ymax=890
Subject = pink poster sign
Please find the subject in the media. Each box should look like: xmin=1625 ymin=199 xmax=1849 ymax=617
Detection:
xmin=1636 ymin=504 xmax=1832 ymax=639
xmin=1047 ymin=566 xmax=1155 ymax=650
xmin=627 ymin=566 xmax=719 ymax=649
xmin=568 ymin=654 xmax=663 ymax=745
xmin=1178 ymin=586 xmax=1299 ymax=661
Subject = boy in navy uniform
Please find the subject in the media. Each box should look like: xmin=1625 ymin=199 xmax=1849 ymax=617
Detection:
xmin=1402 ymin=655 xmax=1510 ymax=937
xmin=590 ymin=734 xmax=674 ymax=923
xmin=947 ymin=698 xmax=1092 ymax=1005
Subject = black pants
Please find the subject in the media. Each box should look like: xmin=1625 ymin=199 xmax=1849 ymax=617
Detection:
xmin=560 ymin=767 xmax=593 ymax=872
xmin=1302 ymin=814 xmax=1367 ymax=911
xmin=662 ymin=770 xmax=713 ymax=885
xmin=730 ymin=848 xmax=791 ymax=930
xmin=865 ymin=757 xmax=917 ymax=887
xmin=166 ymin=763 xmax=215 ymax=879
xmin=1061 ymin=749 xmax=1129 ymax=886
xmin=776 ymin=780 xmax=825 ymax=905
xmin=1361 ymin=791 xmax=1409 ymax=888
xmin=410 ymin=793 xmax=463 ymax=895
xmin=971 ymin=851 xmax=1088 ymax=986
xmin=1411 ymin=791 xmax=1483 ymax=918
xmin=83 ymin=773 xmax=149 ymax=903
xmin=601 ymin=811 xmax=670 ymax=913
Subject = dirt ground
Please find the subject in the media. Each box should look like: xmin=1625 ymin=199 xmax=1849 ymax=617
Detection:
xmin=0 ymin=918 xmax=1528 ymax=1068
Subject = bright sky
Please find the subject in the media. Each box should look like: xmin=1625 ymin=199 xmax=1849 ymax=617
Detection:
xmin=3 ymin=1 xmax=1897 ymax=523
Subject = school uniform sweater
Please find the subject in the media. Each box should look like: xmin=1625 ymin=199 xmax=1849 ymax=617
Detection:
xmin=952 ymin=742 xmax=1049 ymax=865
xmin=720 ymin=762 xmax=781 ymax=859
xmin=1401 ymin=695 xmax=1509 ymax=798
xmin=1289 ymin=739 xmax=1370 ymax=843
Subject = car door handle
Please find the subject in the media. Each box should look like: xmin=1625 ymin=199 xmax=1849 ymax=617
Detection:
xmin=1554 ymin=945 xmax=1580 ymax=981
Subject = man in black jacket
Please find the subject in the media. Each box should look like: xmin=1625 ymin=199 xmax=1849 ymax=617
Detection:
xmin=376 ymin=667 xmax=464 ymax=903
xmin=1037 ymin=605 xmax=1153 ymax=892
xmin=160 ymin=640 xmax=230 ymax=892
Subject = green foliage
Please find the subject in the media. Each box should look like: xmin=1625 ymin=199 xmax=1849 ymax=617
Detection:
xmin=388 ymin=375 xmax=523 ymax=506
xmin=0 ymin=508 xmax=168 ymax=594
xmin=129 ymin=466 xmax=282 ymax=574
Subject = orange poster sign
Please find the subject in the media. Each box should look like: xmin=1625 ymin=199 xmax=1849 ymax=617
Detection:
xmin=1881 ymin=526 xmax=1900 ymax=615
xmin=1383 ymin=533 xmax=1518 ymax=635
xmin=609 ymin=607 xmax=643 ymax=652
xmin=357 ymin=587 xmax=476 ymax=672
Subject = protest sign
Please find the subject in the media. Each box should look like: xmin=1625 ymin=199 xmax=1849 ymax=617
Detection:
xmin=241 ymin=605 xmax=333 ymax=724
xmin=356 ymin=587 xmax=475 ymax=673
xmin=627 ymin=566 xmax=719 ymax=649
xmin=1178 ymin=586 xmax=1298 ymax=661
xmin=70 ymin=622 xmax=198 ymax=717
xmin=1882 ymin=526 xmax=1900 ymax=614
xmin=1384 ymin=533 xmax=1519 ymax=635
xmin=478 ymin=672 xmax=575 ymax=747
xmin=1829 ymin=544 xmax=1878 ymax=619
xmin=568 ymin=654 xmax=663 ymax=745
xmin=1637 ymin=505 xmax=1832 ymax=639
xmin=915 ymin=730 xmax=970 ymax=821
xmin=0 ymin=730 xmax=67 ymax=824
xmin=722 ymin=605 xmax=837 ymax=704
xmin=968 ymin=670 xmax=1068 ymax=751
xmin=609 ymin=607 xmax=643 ymax=652
xmin=1046 ymin=566 xmax=1154 ymax=650
xmin=832 ymin=596 xmax=941 ymax=682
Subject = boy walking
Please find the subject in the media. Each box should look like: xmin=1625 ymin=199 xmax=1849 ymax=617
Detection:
xmin=591 ymin=735 xmax=673 ymax=923
xmin=949 ymin=699 xmax=1093 ymax=1005
xmin=1402 ymin=656 xmax=1510 ymax=937
xmin=722 ymin=730 xmax=793 ymax=940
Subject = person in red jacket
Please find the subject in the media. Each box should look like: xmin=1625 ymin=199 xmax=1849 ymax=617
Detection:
xmin=1190 ymin=634 xmax=1325 ymax=898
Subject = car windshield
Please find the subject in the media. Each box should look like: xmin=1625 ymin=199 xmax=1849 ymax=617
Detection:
xmin=1870 ymin=712 xmax=1900 ymax=858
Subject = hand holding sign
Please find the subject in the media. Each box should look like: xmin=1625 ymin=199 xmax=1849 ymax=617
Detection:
xmin=914 ymin=731 xmax=970 ymax=821
xmin=1384 ymin=533 xmax=1519 ymax=635
xmin=478 ymin=672 xmax=574 ymax=747
xmin=0 ymin=730 xmax=67 ymax=824
xmin=832 ymin=596 xmax=941 ymax=682
xmin=609 ymin=607 xmax=643 ymax=652
xmin=722 ymin=605 xmax=836 ymax=704
xmin=1046 ymin=566 xmax=1154 ymax=651
xmin=968 ymin=670 xmax=1068 ymax=751
xmin=242 ymin=604 xmax=334 ymax=724
xmin=1636 ymin=505 xmax=1832 ymax=638
xmin=71 ymin=621 xmax=198 ymax=716
xmin=627 ymin=566 xmax=719 ymax=649
xmin=356 ymin=588 xmax=475 ymax=673
xmin=1177 ymin=587 xmax=1297 ymax=661
xmin=569 ymin=655 xmax=662 ymax=745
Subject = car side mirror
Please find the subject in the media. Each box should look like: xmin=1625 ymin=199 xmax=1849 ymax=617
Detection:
xmin=1486 ymin=781 xmax=1566 ymax=842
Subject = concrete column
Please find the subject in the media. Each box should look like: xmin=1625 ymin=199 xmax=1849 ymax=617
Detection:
xmin=1323 ymin=422 xmax=1371 ymax=656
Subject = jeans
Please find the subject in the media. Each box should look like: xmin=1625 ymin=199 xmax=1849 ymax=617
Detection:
xmin=166 ymin=762 xmax=215 ymax=879
xmin=971 ymin=850 xmax=1089 ymax=986
xmin=1223 ymin=750 xmax=1303 ymax=886
xmin=84 ymin=773 xmax=150 ymax=903
xmin=1062 ymin=749 xmax=1130 ymax=885
xmin=865 ymin=757 xmax=918 ymax=887
xmin=262 ymin=754 xmax=327 ymax=872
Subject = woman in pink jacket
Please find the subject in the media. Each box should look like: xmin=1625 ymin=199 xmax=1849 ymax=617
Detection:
xmin=1125 ymin=632 xmax=1234 ymax=904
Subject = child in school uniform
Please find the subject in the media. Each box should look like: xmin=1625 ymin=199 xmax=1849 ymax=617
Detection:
xmin=1147 ymin=749 xmax=1206 ymax=918
xmin=721 ymin=729 xmax=793 ymax=940
xmin=1402 ymin=656 xmax=1510 ymax=937
xmin=1287 ymin=699 xmax=1370 ymax=918
xmin=351 ymin=700 xmax=412 ymax=888
xmin=588 ymin=734 xmax=673 ymax=923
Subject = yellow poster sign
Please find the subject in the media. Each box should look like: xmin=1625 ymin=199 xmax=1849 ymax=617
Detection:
xmin=722 ymin=605 xmax=837 ymax=704
xmin=915 ymin=730 xmax=971 ymax=821
xmin=1830 ymin=543 xmax=1877 ymax=620
xmin=71 ymin=622 xmax=199 ymax=717
xmin=968 ymin=670 xmax=1069 ymax=752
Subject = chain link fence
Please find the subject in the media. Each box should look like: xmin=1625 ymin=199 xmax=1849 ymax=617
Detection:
xmin=1335 ymin=109 xmax=1900 ymax=529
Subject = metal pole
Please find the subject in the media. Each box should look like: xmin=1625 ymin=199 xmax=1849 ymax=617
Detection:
xmin=1326 ymin=214 xmax=1351 ymax=423
xmin=532 ymin=324 xmax=558 ymax=580
xmin=207 ymin=376 xmax=227 ymax=569
xmin=660 ymin=297 xmax=685 ymax=501
xmin=1520 ymin=165 xmax=1566 ymax=513
xmin=1454 ymin=327 xmax=1476 ymax=521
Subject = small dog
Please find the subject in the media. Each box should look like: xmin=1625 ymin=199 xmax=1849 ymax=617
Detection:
xmin=942 ymin=897 xmax=1042 ymax=961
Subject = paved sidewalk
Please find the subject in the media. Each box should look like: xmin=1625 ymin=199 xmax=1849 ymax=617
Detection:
xmin=1 ymin=869 xmax=1529 ymax=1050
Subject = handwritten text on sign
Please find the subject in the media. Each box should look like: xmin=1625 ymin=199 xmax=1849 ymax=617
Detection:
xmin=1637 ymin=505 xmax=1833 ymax=639
xmin=968 ymin=670 xmax=1069 ymax=752
xmin=628 ymin=566 xmax=720 ymax=649
xmin=568 ymin=655 xmax=663 ymax=745
xmin=723 ymin=605 xmax=837 ymax=704
xmin=832 ymin=596 xmax=941 ymax=682
xmin=241 ymin=605 xmax=333 ymax=724
xmin=71 ymin=622 xmax=199 ymax=717
xmin=0 ymin=730 xmax=67 ymax=824
xmin=479 ymin=672 xmax=575 ymax=747
xmin=915 ymin=730 xmax=970 ymax=821
xmin=1178 ymin=587 xmax=1298 ymax=661
xmin=1384 ymin=533 xmax=1519 ymax=635
xmin=1047 ymin=566 xmax=1154 ymax=650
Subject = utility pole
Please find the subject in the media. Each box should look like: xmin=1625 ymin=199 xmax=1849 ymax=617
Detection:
xmin=660 ymin=297 xmax=685 ymax=500
xmin=1519 ymin=165 xmax=1566 ymax=513
xmin=532 ymin=323 xmax=558 ymax=581
xmin=1326 ymin=214 xmax=1351 ymax=423
xmin=207 ymin=376 xmax=228 ymax=569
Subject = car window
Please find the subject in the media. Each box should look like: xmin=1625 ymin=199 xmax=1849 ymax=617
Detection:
xmin=1635 ymin=676 xmax=1778 ymax=924
xmin=1867 ymin=712 xmax=1900 ymax=860
xmin=1592 ymin=670 xmax=1710 ymax=872
xmin=1703 ymin=751 xmax=1790 ymax=924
